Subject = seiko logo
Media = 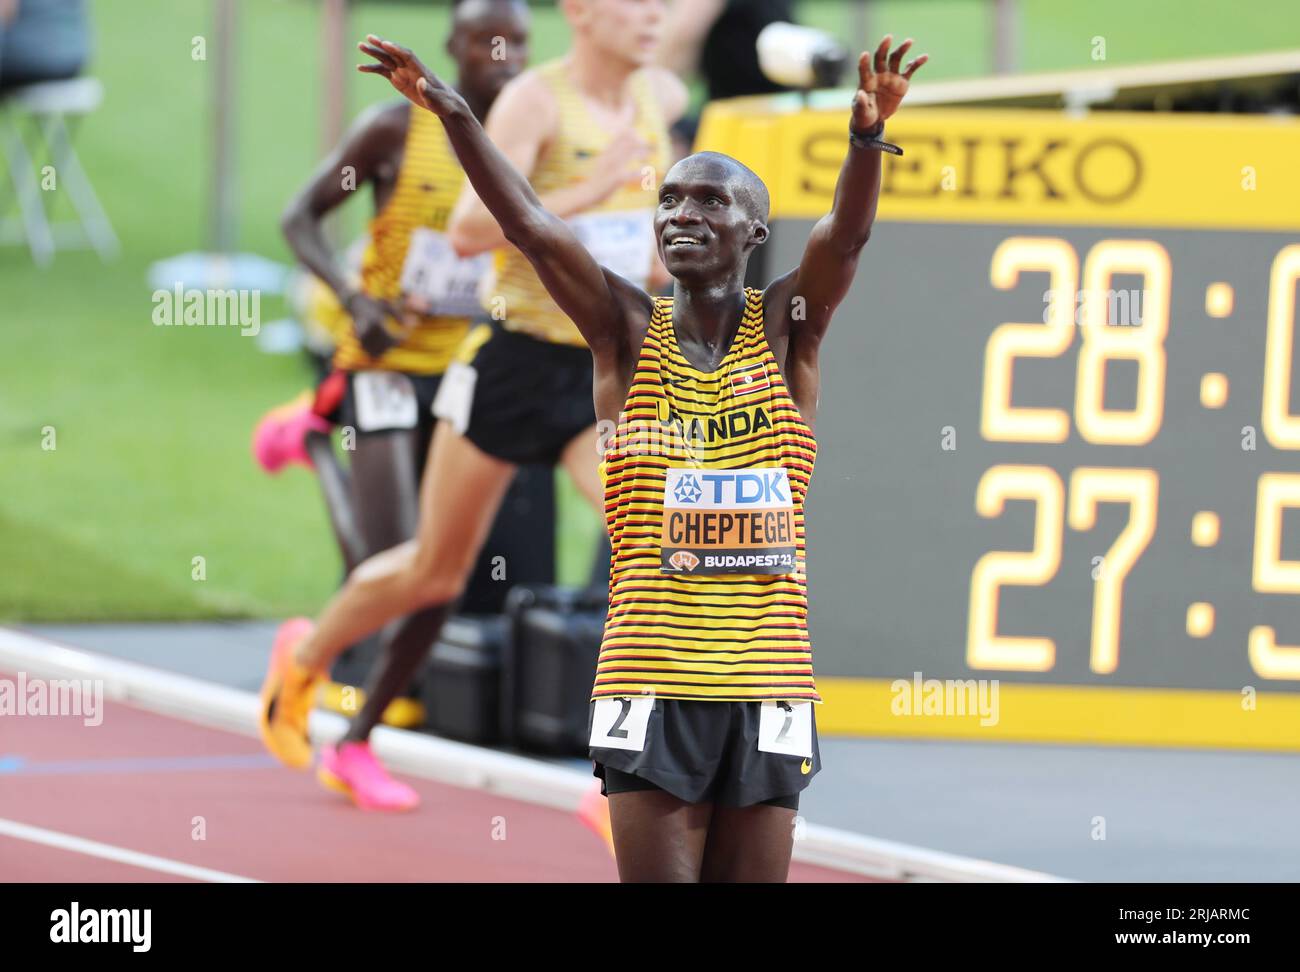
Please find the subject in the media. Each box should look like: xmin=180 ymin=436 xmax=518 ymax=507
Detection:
xmin=800 ymin=133 xmax=1143 ymax=205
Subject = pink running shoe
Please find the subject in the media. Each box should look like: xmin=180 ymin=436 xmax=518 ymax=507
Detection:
xmin=252 ymin=391 xmax=331 ymax=474
xmin=317 ymin=741 xmax=420 ymax=811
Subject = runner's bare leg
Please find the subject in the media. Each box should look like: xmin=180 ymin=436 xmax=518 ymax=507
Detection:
xmin=609 ymin=790 xmax=712 ymax=882
xmin=293 ymin=421 xmax=515 ymax=672
xmin=304 ymin=430 xmax=367 ymax=572
xmin=699 ymin=803 xmax=797 ymax=882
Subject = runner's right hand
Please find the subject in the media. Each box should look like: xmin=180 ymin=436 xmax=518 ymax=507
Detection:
xmin=358 ymin=35 xmax=468 ymax=120
xmin=345 ymin=291 xmax=403 ymax=358
xmin=591 ymin=128 xmax=652 ymax=201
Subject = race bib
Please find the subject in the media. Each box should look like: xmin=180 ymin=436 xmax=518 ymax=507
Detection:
xmin=399 ymin=228 xmax=491 ymax=318
xmin=660 ymin=466 xmax=797 ymax=575
xmin=589 ymin=696 xmax=653 ymax=752
xmin=431 ymin=360 xmax=477 ymax=435
xmin=757 ymin=700 xmax=813 ymax=759
xmin=565 ymin=210 xmax=655 ymax=286
xmin=353 ymin=371 xmax=418 ymax=432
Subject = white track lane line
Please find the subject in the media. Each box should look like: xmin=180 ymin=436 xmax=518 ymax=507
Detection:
xmin=0 ymin=627 xmax=1066 ymax=882
xmin=0 ymin=817 xmax=261 ymax=883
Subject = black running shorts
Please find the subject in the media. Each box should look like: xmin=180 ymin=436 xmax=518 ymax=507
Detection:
xmin=316 ymin=369 xmax=441 ymax=442
xmin=435 ymin=321 xmax=597 ymax=466
xmin=589 ymin=697 xmax=821 ymax=809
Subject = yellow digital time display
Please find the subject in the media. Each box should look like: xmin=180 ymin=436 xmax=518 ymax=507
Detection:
xmin=970 ymin=238 xmax=1300 ymax=683
xmin=697 ymin=103 xmax=1300 ymax=749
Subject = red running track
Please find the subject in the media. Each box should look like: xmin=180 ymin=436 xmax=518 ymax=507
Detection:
xmin=0 ymin=678 xmax=870 ymax=883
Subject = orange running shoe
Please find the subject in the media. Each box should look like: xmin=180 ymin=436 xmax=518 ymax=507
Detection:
xmin=259 ymin=617 xmax=323 ymax=769
xmin=577 ymin=779 xmax=615 ymax=857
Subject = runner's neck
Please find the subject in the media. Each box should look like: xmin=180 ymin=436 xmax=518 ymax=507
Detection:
xmin=670 ymin=284 xmax=749 ymax=366
xmin=563 ymin=44 xmax=640 ymax=110
xmin=456 ymin=82 xmax=495 ymax=125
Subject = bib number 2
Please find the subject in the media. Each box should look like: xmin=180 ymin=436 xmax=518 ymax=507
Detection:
xmin=589 ymin=696 xmax=653 ymax=752
xmin=757 ymin=700 xmax=813 ymax=758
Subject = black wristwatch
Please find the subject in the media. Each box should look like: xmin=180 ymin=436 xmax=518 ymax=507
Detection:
xmin=849 ymin=121 xmax=903 ymax=156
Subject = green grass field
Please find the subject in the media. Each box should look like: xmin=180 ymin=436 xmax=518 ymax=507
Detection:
xmin=3 ymin=0 xmax=1297 ymax=621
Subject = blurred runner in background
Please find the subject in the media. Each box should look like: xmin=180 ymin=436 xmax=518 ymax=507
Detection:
xmin=254 ymin=0 xmax=530 ymax=811
xmin=259 ymin=0 xmax=685 ymax=825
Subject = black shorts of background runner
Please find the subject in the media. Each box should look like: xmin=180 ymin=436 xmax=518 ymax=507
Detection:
xmin=449 ymin=321 xmax=596 ymax=466
xmin=314 ymin=369 xmax=441 ymax=474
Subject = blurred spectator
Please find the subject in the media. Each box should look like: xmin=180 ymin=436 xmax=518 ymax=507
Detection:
xmin=658 ymin=0 xmax=797 ymax=153
xmin=0 ymin=0 xmax=91 ymax=93
xmin=660 ymin=0 xmax=796 ymax=101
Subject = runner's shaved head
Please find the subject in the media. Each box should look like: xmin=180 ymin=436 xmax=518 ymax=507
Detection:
xmin=668 ymin=151 xmax=770 ymax=224
xmin=447 ymin=0 xmax=529 ymax=108
xmin=453 ymin=0 xmax=526 ymax=24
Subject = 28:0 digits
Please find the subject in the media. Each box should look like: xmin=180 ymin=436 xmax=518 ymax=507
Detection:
xmin=966 ymin=236 xmax=1300 ymax=681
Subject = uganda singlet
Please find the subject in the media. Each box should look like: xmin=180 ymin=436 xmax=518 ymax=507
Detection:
xmin=485 ymin=59 xmax=671 ymax=347
xmin=334 ymin=105 xmax=484 ymax=374
xmin=594 ymin=289 xmax=820 ymax=703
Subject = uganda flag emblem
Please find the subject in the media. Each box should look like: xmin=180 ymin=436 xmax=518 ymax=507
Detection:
xmin=729 ymin=362 xmax=770 ymax=396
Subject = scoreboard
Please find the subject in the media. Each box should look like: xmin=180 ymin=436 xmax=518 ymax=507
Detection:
xmin=697 ymin=102 xmax=1300 ymax=749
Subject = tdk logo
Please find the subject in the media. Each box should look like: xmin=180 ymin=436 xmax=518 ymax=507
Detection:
xmin=706 ymin=471 xmax=788 ymax=504
xmin=673 ymin=475 xmax=703 ymax=504
xmin=673 ymin=470 xmax=789 ymax=506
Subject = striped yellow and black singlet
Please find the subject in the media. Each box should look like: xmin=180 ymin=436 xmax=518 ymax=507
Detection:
xmin=334 ymin=105 xmax=472 ymax=375
xmin=594 ymin=289 xmax=821 ymax=703
xmin=487 ymin=59 xmax=670 ymax=347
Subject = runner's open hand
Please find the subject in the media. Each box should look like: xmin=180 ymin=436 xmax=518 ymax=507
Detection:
xmin=358 ymin=35 xmax=467 ymax=119
xmin=591 ymin=128 xmax=653 ymax=200
xmin=852 ymin=35 xmax=927 ymax=130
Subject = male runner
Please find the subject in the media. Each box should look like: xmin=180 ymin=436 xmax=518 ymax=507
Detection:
xmin=256 ymin=0 xmax=531 ymax=811
xmin=259 ymin=0 xmax=686 ymax=810
xmin=354 ymin=31 xmax=925 ymax=880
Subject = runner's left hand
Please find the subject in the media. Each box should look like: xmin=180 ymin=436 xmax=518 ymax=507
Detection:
xmin=851 ymin=35 xmax=927 ymax=130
